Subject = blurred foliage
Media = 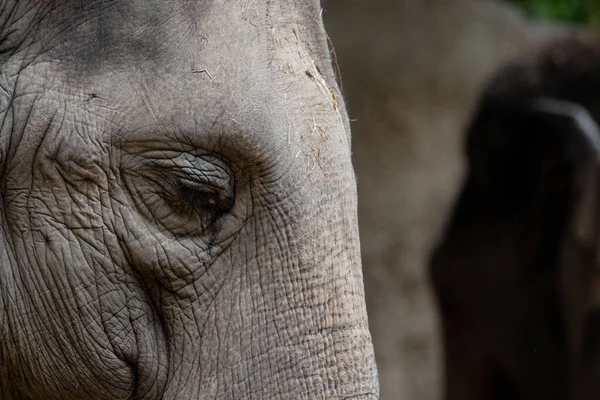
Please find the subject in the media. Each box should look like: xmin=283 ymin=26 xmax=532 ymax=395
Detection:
xmin=504 ymin=0 xmax=600 ymax=27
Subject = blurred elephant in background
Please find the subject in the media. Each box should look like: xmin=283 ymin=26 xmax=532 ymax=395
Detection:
xmin=325 ymin=0 xmax=586 ymax=398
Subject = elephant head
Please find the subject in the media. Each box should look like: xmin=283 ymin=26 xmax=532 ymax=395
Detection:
xmin=0 ymin=1 xmax=377 ymax=398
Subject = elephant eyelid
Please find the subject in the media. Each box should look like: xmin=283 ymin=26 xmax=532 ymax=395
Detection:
xmin=178 ymin=182 xmax=233 ymax=213
xmin=176 ymin=164 xmax=232 ymax=191
xmin=169 ymin=156 xmax=235 ymax=213
xmin=146 ymin=153 xmax=232 ymax=192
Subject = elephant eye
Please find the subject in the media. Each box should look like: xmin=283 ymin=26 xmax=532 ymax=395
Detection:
xmin=169 ymin=155 xmax=235 ymax=225
xmin=178 ymin=180 xmax=234 ymax=218
xmin=120 ymin=150 xmax=236 ymax=236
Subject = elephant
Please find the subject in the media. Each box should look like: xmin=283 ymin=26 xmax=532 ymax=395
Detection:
xmin=431 ymin=37 xmax=600 ymax=400
xmin=0 ymin=0 xmax=378 ymax=399
xmin=322 ymin=0 xmax=561 ymax=398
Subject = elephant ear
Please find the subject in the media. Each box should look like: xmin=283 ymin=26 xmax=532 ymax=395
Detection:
xmin=476 ymin=94 xmax=600 ymax=332
xmin=541 ymin=100 xmax=600 ymax=399
xmin=529 ymin=98 xmax=600 ymax=380
xmin=526 ymin=37 xmax=600 ymax=398
xmin=431 ymin=89 xmax=600 ymax=398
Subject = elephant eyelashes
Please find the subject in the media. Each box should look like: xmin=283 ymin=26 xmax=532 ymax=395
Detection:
xmin=166 ymin=155 xmax=236 ymax=230
xmin=178 ymin=181 xmax=234 ymax=219
xmin=121 ymin=150 xmax=236 ymax=236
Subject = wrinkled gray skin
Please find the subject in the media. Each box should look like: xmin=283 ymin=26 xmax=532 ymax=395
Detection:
xmin=0 ymin=1 xmax=378 ymax=399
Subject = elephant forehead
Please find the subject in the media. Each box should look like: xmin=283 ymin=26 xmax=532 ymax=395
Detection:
xmin=1 ymin=0 xmax=347 ymax=170
xmin=8 ymin=0 xmax=325 ymax=74
xmin=24 ymin=1 xmax=261 ymax=75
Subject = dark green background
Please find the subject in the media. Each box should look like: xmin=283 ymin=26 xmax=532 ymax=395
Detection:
xmin=505 ymin=0 xmax=600 ymax=26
